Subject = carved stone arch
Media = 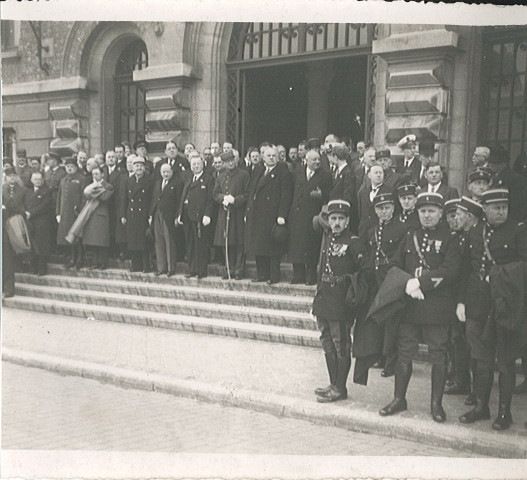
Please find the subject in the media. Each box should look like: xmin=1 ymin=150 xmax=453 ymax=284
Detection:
xmin=73 ymin=22 xmax=146 ymax=152
xmin=183 ymin=22 xmax=202 ymax=67
xmin=61 ymin=21 xmax=99 ymax=77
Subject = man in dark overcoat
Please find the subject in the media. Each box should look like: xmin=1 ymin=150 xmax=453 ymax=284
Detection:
xmin=457 ymin=189 xmax=527 ymax=431
xmin=487 ymin=143 xmax=527 ymax=221
xmin=154 ymin=141 xmax=190 ymax=179
xmin=213 ymin=150 xmax=250 ymax=280
xmin=245 ymin=145 xmax=293 ymax=284
xmin=379 ymin=192 xmax=463 ymax=423
xmin=114 ymin=156 xmax=135 ymax=259
xmin=289 ymin=150 xmax=332 ymax=285
xmin=25 ymin=171 xmax=53 ymax=275
xmin=312 ymin=200 xmax=366 ymax=402
xmin=56 ymin=157 xmax=87 ymax=268
xmin=2 ymin=166 xmax=29 ymax=296
xmin=119 ymin=156 xmax=154 ymax=272
xmin=178 ymin=152 xmax=215 ymax=278
xmin=44 ymin=152 xmax=66 ymax=252
xmin=149 ymin=163 xmax=180 ymax=276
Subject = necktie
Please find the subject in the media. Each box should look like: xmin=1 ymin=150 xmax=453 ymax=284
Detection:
xmin=265 ymin=168 xmax=270 ymax=176
xmin=193 ymin=176 xmax=198 ymax=183
xmin=405 ymin=160 xmax=409 ymax=168
xmin=162 ymin=180 xmax=167 ymax=190
xmin=307 ymin=169 xmax=313 ymax=181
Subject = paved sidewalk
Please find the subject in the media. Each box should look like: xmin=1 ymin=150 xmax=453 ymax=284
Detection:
xmin=2 ymin=362 xmax=474 ymax=456
xmin=3 ymin=307 xmax=527 ymax=457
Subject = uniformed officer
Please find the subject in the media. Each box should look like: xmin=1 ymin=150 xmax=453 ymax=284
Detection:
xmin=444 ymin=197 xmax=484 ymax=399
xmin=380 ymin=192 xmax=463 ymax=422
xmin=467 ymin=168 xmax=492 ymax=203
xmin=444 ymin=199 xmax=461 ymax=232
xmin=365 ymin=193 xmax=407 ymax=377
xmin=457 ymin=189 xmax=527 ymax=430
xmin=312 ymin=200 xmax=366 ymax=403
xmin=397 ymin=184 xmax=420 ymax=229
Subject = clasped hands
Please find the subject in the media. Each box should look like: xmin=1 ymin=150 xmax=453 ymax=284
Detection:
xmin=405 ymin=277 xmax=424 ymax=300
xmin=222 ymin=194 xmax=235 ymax=207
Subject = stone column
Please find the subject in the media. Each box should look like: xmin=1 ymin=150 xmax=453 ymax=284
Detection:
xmin=373 ymin=28 xmax=464 ymax=187
xmin=306 ymin=60 xmax=335 ymax=139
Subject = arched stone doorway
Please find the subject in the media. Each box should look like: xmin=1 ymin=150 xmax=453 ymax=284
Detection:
xmin=226 ymin=23 xmax=377 ymax=154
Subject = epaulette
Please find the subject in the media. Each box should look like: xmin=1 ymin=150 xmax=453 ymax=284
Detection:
xmin=518 ymin=222 xmax=525 ymax=227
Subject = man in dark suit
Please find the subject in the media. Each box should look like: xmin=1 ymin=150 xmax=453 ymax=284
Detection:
xmin=154 ymin=141 xmax=189 ymax=179
xmin=14 ymin=148 xmax=34 ymax=188
xmin=177 ymin=152 xmax=215 ymax=279
xmin=421 ymin=161 xmax=459 ymax=202
xmin=44 ymin=152 xmax=66 ymax=252
xmin=288 ymin=150 xmax=332 ymax=285
xmin=487 ymin=143 xmax=527 ymax=221
xmin=239 ymin=147 xmax=259 ymax=177
xmin=377 ymin=149 xmax=405 ymax=192
xmin=149 ymin=163 xmax=180 ymax=276
xmin=119 ymin=156 xmax=154 ymax=272
xmin=245 ymin=145 xmax=293 ymax=284
xmin=395 ymin=135 xmax=422 ymax=184
xmin=326 ymin=143 xmax=358 ymax=233
xmin=25 ymin=171 xmax=53 ymax=276
xmin=379 ymin=192 xmax=463 ymax=423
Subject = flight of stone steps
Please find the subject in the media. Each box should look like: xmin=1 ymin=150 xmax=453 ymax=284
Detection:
xmin=8 ymin=260 xmax=320 ymax=348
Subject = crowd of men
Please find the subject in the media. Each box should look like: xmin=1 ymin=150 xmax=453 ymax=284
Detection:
xmin=2 ymin=133 xmax=527 ymax=432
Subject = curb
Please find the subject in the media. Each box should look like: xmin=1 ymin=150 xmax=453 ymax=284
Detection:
xmin=4 ymin=347 xmax=527 ymax=459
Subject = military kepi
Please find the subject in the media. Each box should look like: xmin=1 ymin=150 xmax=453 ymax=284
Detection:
xmin=416 ymin=192 xmax=444 ymax=209
xmin=481 ymin=188 xmax=509 ymax=204
xmin=457 ymin=196 xmax=484 ymax=218
xmin=397 ymin=184 xmax=417 ymax=197
xmin=444 ymin=198 xmax=461 ymax=213
xmin=373 ymin=192 xmax=394 ymax=206
xmin=220 ymin=150 xmax=234 ymax=162
xmin=64 ymin=157 xmax=77 ymax=166
xmin=468 ymin=168 xmax=492 ymax=184
xmin=327 ymin=199 xmax=350 ymax=216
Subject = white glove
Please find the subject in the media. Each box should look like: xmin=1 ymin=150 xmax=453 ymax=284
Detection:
xmin=277 ymin=217 xmax=286 ymax=225
xmin=405 ymin=278 xmax=421 ymax=295
xmin=121 ymin=217 xmax=126 ymax=225
xmin=224 ymin=194 xmax=235 ymax=205
xmin=456 ymin=303 xmax=466 ymax=323
xmin=202 ymin=216 xmax=211 ymax=226
xmin=56 ymin=215 xmax=61 ymax=223
xmin=176 ymin=215 xmax=183 ymax=226
xmin=148 ymin=216 xmax=152 ymax=225
xmin=409 ymin=288 xmax=425 ymax=300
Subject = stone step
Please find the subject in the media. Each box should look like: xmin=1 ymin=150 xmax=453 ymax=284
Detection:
xmin=50 ymin=256 xmax=298 ymax=281
xmin=14 ymin=284 xmax=317 ymax=331
xmin=45 ymin=264 xmax=316 ymax=297
xmin=3 ymin=296 xmax=320 ymax=348
xmin=16 ymin=273 xmax=312 ymax=313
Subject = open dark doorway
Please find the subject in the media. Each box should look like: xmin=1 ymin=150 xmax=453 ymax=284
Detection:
xmin=240 ymin=55 xmax=368 ymax=153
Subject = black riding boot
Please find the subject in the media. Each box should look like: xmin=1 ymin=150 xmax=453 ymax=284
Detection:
xmin=380 ymin=361 xmax=412 ymax=416
xmin=317 ymin=354 xmax=349 ymax=403
xmin=492 ymin=370 xmax=514 ymax=431
xmin=445 ymin=337 xmax=470 ymax=395
xmin=459 ymin=367 xmax=493 ymax=424
xmin=315 ymin=353 xmax=337 ymax=395
xmin=431 ymin=364 xmax=447 ymax=422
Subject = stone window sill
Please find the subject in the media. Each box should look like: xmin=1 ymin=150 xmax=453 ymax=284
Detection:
xmin=1 ymin=47 xmax=21 ymax=60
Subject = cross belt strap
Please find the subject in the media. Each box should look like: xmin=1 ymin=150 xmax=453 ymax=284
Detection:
xmin=413 ymin=231 xmax=430 ymax=271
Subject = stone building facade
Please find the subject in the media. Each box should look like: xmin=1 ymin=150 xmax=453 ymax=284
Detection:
xmin=2 ymin=21 xmax=526 ymax=191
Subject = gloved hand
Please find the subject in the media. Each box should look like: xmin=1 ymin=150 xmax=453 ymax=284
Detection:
xmin=202 ymin=216 xmax=211 ymax=226
xmin=456 ymin=303 xmax=466 ymax=323
xmin=277 ymin=217 xmax=286 ymax=225
xmin=405 ymin=278 xmax=421 ymax=295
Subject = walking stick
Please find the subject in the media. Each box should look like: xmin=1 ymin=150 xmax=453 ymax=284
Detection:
xmin=224 ymin=205 xmax=231 ymax=281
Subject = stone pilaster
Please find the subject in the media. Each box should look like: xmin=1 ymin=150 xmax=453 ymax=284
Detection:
xmin=373 ymin=29 xmax=460 ymax=167
xmin=133 ymin=62 xmax=200 ymax=154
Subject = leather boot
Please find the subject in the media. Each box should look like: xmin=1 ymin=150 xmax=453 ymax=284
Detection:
xmin=459 ymin=368 xmax=493 ymax=424
xmin=317 ymin=353 xmax=350 ymax=402
xmin=315 ymin=353 xmax=337 ymax=396
xmin=444 ymin=338 xmax=470 ymax=395
xmin=431 ymin=364 xmax=447 ymax=423
xmin=380 ymin=362 xmax=411 ymax=416
xmin=465 ymin=359 xmax=478 ymax=405
xmin=492 ymin=371 xmax=514 ymax=431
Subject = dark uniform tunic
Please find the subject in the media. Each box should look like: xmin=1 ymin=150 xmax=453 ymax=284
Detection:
xmin=460 ymin=219 xmax=527 ymax=368
xmin=312 ymin=229 xmax=365 ymax=390
xmin=391 ymin=222 xmax=463 ymax=365
xmin=398 ymin=209 xmax=420 ymax=230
